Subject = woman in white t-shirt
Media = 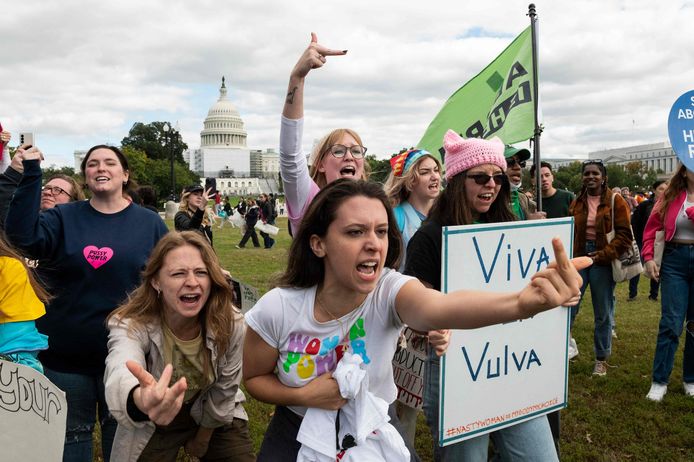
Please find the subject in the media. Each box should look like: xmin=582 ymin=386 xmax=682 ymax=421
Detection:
xmin=243 ymin=179 xmax=590 ymax=461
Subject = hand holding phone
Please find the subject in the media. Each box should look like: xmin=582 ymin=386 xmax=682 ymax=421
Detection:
xmin=19 ymin=132 xmax=34 ymax=148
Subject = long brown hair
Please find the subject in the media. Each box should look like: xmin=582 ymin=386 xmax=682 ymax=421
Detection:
xmin=0 ymin=235 xmax=50 ymax=302
xmin=276 ymin=180 xmax=402 ymax=288
xmin=108 ymin=231 xmax=238 ymax=361
xmin=428 ymin=171 xmax=515 ymax=226
xmin=657 ymin=163 xmax=688 ymax=220
xmin=308 ymin=129 xmax=369 ymax=188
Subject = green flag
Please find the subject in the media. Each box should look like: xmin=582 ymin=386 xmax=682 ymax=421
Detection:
xmin=418 ymin=26 xmax=535 ymax=159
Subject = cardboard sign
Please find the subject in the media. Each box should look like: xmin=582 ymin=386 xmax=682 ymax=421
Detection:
xmin=393 ymin=327 xmax=428 ymax=410
xmin=0 ymin=360 xmax=67 ymax=461
xmin=439 ymin=218 xmax=573 ymax=446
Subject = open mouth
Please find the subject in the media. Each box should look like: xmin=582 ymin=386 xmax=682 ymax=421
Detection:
xmin=357 ymin=261 xmax=377 ymax=275
xmin=428 ymin=182 xmax=439 ymax=191
xmin=180 ymin=294 xmax=201 ymax=304
xmin=478 ymin=192 xmax=494 ymax=202
xmin=95 ymin=176 xmax=110 ymax=183
xmin=340 ymin=165 xmax=357 ymax=177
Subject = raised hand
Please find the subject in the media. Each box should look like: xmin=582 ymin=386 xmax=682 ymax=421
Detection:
xmin=127 ymin=360 xmax=187 ymax=426
xmin=518 ymin=237 xmax=591 ymax=317
xmin=290 ymin=32 xmax=347 ymax=80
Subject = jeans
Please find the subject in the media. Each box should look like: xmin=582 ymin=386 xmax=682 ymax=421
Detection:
xmin=422 ymin=351 xmax=558 ymax=461
xmin=652 ymin=243 xmax=694 ymax=384
xmin=44 ymin=367 xmax=117 ymax=462
xmin=570 ymin=240 xmax=615 ymax=360
xmin=629 ymin=272 xmax=660 ymax=299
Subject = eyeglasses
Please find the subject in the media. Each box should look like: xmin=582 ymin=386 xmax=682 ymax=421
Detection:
xmin=327 ymin=144 xmax=367 ymax=159
xmin=42 ymin=185 xmax=74 ymax=200
xmin=506 ymin=158 xmax=526 ymax=168
xmin=465 ymin=173 xmax=506 ymax=186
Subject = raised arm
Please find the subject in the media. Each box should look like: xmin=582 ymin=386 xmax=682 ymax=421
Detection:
xmin=280 ymin=34 xmax=347 ymax=232
xmin=397 ymin=238 xmax=591 ymax=332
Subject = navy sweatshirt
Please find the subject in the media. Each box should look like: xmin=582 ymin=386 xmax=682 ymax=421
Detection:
xmin=5 ymin=160 xmax=169 ymax=374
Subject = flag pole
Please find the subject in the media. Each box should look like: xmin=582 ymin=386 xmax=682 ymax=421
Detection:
xmin=528 ymin=3 xmax=542 ymax=212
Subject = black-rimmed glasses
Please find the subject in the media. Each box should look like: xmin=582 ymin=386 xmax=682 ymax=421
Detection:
xmin=42 ymin=185 xmax=74 ymax=200
xmin=327 ymin=144 xmax=367 ymax=159
xmin=465 ymin=173 xmax=506 ymax=186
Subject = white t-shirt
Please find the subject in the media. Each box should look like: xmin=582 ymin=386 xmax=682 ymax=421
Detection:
xmin=245 ymin=268 xmax=414 ymax=416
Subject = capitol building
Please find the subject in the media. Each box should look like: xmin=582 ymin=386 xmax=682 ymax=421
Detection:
xmin=184 ymin=77 xmax=280 ymax=196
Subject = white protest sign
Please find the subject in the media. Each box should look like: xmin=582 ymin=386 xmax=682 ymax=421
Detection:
xmin=0 ymin=360 xmax=67 ymax=461
xmin=439 ymin=218 xmax=572 ymax=446
xmin=239 ymin=281 xmax=260 ymax=314
xmin=393 ymin=327 xmax=428 ymax=410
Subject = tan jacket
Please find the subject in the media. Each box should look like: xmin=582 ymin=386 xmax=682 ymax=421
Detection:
xmin=104 ymin=314 xmax=247 ymax=462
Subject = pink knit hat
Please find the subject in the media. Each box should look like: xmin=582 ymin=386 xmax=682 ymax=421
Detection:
xmin=443 ymin=130 xmax=506 ymax=181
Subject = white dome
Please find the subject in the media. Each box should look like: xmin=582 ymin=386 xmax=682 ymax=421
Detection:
xmin=200 ymin=77 xmax=247 ymax=148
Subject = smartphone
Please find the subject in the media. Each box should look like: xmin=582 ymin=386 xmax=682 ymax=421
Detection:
xmin=205 ymin=177 xmax=217 ymax=195
xmin=19 ymin=132 xmax=34 ymax=147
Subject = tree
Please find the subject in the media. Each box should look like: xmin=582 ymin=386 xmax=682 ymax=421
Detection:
xmin=42 ymin=165 xmax=78 ymax=179
xmin=121 ymin=121 xmax=187 ymax=163
xmin=122 ymin=146 xmax=200 ymax=202
xmin=552 ymin=161 xmax=658 ymax=195
xmin=365 ymin=154 xmax=393 ymax=184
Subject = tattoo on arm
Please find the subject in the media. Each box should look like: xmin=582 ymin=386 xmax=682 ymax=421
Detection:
xmin=286 ymin=86 xmax=298 ymax=104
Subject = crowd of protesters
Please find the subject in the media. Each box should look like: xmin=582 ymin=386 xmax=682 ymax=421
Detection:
xmin=0 ymin=33 xmax=690 ymax=462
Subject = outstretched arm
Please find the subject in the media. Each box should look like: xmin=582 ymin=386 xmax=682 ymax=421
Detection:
xmin=397 ymin=238 xmax=591 ymax=332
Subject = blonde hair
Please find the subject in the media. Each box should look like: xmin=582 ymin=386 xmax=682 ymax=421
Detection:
xmin=308 ymin=128 xmax=369 ymax=188
xmin=383 ymin=154 xmax=441 ymax=207
xmin=108 ymin=231 xmax=238 ymax=363
xmin=179 ymin=191 xmax=210 ymax=227
xmin=0 ymin=235 xmax=50 ymax=302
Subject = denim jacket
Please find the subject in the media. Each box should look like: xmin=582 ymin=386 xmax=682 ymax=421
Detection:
xmin=569 ymin=188 xmax=633 ymax=266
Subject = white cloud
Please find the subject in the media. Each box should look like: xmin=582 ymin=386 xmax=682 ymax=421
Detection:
xmin=1 ymin=0 xmax=693 ymax=166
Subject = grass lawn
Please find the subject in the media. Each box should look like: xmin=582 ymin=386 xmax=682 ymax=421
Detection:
xmin=94 ymin=217 xmax=694 ymax=461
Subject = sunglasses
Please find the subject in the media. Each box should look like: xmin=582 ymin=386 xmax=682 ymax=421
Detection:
xmin=465 ymin=173 xmax=506 ymax=186
xmin=506 ymin=158 xmax=526 ymax=168
xmin=582 ymin=159 xmax=603 ymax=166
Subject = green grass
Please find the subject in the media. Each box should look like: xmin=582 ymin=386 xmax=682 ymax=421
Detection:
xmin=92 ymin=217 xmax=694 ymax=461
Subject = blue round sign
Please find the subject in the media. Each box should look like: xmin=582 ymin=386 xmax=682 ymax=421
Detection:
xmin=668 ymin=90 xmax=694 ymax=172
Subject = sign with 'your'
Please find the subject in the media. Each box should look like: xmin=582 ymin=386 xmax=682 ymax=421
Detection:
xmin=439 ymin=218 xmax=573 ymax=446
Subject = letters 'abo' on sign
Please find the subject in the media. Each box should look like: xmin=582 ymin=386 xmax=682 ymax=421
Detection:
xmin=438 ymin=218 xmax=573 ymax=447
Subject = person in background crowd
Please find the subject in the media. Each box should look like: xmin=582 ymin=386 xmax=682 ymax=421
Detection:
xmin=214 ymin=191 xmax=222 ymax=215
xmin=5 ymin=144 xmax=168 ymax=461
xmin=236 ymin=198 xmax=247 ymax=217
xmin=0 ymin=233 xmax=50 ymax=373
xmin=621 ymin=186 xmax=638 ymax=211
xmin=643 ymin=165 xmax=694 ymax=402
xmin=257 ymin=193 xmax=276 ymax=249
xmin=628 ymin=180 xmax=667 ymax=302
xmin=504 ymin=145 xmax=544 ymax=220
xmin=104 ymin=232 xmax=254 ymax=462
xmin=529 ymin=161 xmax=575 ymax=219
xmin=175 ymin=185 xmax=214 ymax=247
xmin=236 ymin=198 xmax=260 ymax=249
xmin=280 ymin=33 xmax=367 ymax=235
xmin=137 ymin=186 xmax=160 ymax=214
xmin=243 ymin=179 xmax=587 ymax=461
xmin=0 ymin=138 xmax=85 ymax=228
xmin=569 ymin=160 xmax=632 ymax=376
xmin=406 ymin=132 xmax=560 ymax=461
xmin=383 ymin=148 xmax=442 ymax=446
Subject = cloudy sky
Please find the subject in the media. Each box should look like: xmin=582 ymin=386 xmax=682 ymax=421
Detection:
xmin=2 ymin=0 xmax=693 ymax=167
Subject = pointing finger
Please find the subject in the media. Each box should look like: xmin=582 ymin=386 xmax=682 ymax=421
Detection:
xmin=310 ymin=32 xmax=317 ymax=44
xmin=126 ymin=360 xmax=156 ymax=388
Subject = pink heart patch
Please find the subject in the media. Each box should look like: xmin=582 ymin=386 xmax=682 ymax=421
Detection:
xmin=83 ymin=246 xmax=114 ymax=269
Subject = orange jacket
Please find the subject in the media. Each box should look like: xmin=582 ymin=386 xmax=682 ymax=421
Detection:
xmin=569 ymin=189 xmax=633 ymax=266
